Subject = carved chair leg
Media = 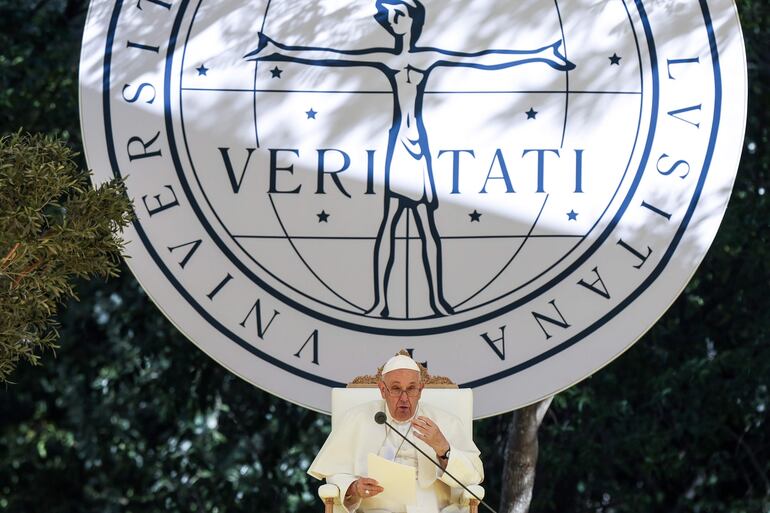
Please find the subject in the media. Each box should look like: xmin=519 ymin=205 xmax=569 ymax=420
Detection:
xmin=469 ymin=498 xmax=479 ymax=513
xmin=323 ymin=497 xmax=334 ymax=513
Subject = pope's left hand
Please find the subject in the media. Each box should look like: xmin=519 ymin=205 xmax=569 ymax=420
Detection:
xmin=412 ymin=416 xmax=450 ymax=457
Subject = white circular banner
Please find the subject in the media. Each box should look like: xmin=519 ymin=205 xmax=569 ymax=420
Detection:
xmin=80 ymin=0 xmax=746 ymax=417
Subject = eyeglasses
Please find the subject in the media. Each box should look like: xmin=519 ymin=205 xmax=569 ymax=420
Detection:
xmin=383 ymin=384 xmax=421 ymax=398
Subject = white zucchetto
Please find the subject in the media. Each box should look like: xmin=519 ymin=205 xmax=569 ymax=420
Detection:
xmin=382 ymin=354 xmax=420 ymax=374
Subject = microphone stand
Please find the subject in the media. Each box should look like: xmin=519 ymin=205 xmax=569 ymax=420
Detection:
xmin=375 ymin=413 xmax=498 ymax=513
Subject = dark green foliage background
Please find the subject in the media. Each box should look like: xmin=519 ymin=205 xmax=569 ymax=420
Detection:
xmin=1 ymin=1 xmax=767 ymax=511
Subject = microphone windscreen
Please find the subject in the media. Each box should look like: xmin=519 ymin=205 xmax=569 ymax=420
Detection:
xmin=374 ymin=412 xmax=387 ymax=424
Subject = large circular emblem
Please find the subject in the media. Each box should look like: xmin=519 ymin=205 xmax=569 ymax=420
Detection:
xmin=80 ymin=0 xmax=746 ymax=417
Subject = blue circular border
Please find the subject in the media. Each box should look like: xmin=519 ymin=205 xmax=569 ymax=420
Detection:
xmin=99 ymin=0 xmax=724 ymax=387
xmin=170 ymin=0 xmax=650 ymax=336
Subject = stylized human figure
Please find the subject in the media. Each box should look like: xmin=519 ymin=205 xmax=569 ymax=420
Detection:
xmin=247 ymin=0 xmax=574 ymax=318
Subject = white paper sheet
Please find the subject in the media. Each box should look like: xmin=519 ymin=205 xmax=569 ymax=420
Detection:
xmin=364 ymin=453 xmax=417 ymax=511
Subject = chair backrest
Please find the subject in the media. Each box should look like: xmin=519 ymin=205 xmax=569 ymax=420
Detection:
xmin=331 ymin=387 xmax=474 ymax=439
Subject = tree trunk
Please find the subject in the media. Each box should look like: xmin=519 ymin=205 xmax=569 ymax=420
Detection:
xmin=498 ymin=397 xmax=553 ymax=513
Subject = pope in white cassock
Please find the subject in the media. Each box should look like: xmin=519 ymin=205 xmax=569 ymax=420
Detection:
xmin=308 ymin=354 xmax=484 ymax=513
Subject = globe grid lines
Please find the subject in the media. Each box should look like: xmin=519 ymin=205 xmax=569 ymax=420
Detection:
xmin=174 ymin=0 xmax=647 ymax=327
xmin=178 ymin=0 xmax=643 ymax=321
xmin=176 ymin=0 xmax=369 ymax=317
xmin=86 ymin=0 xmax=741 ymax=411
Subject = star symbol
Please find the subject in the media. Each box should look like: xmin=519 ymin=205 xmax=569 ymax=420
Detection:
xmin=567 ymin=210 xmax=578 ymax=221
xmin=196 ymin=64 xmax=209 ymax=76
xmin=306 ymin=108 xmax=317 ymax=119
xmin=609 ymin=53 xmax=622 ymax=66
xmin=317 ymin=210 xmax=330 ymax=223
xmin=469 ymin=210 xmax=482 ymax=222
xmin=525 ymin=107 xmax=538 ymax=120
xmin=270 ymin=66 xmax=283 ymax=78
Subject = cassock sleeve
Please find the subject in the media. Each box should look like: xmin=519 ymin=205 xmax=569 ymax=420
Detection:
xmin=326 ymin=473 xmax=361 ymax=513
xmin=437 ymin=414 xmax=484 ymax=488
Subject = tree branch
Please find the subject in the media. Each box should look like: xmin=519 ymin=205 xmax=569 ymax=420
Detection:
xmin=724 ymin=426 xmax=770 ymax=495
xmin=0 ymin=243 xmax=20 ymax=271
xmin=499 ymin=396 xmax=554 ymax=513
xmin=11 ymin=259 xmax=45 ymax=289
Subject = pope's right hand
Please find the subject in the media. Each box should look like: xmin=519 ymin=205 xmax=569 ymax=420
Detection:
xmin=352 ymin=477 xmax=384 ymax=499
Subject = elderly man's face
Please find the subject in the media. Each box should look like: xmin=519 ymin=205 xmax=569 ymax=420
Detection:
xmin=379 ymin=368 xmax=422 ymax=421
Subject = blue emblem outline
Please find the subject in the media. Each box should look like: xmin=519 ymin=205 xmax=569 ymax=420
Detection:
xmin=98 ymin=0 xmax=724 ymax=388
xmin=175 ymin=0 xmax=645 ymax=328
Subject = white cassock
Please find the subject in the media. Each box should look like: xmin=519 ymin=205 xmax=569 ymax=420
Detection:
xmin=308 ymin=400 xmax=483 ymax=513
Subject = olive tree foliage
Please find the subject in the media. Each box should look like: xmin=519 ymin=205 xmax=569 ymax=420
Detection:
xmin=0 ymin=133 xmax=132 ymax=383
xmin=0 ymin=274 xmax=328 ymax=513
xmin=0 ymin=0 xmax=768 ymax=512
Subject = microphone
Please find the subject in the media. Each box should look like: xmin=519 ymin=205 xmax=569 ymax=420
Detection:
xmin=374 ymin=412 xmax=497 ymax=513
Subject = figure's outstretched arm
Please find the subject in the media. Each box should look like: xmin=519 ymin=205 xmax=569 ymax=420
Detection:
xmin=244 ymin=32 xmax=395 ymax=69
xmin=424 ymin=40 xmax=575 ymax=72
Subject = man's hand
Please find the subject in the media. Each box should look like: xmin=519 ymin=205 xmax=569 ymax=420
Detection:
xmin=347 ymin=477 xmax=384 ymax=502
xmin=412 ymin=416 xmax=450 ymax=458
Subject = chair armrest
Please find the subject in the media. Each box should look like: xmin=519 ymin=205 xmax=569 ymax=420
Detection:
xmin=319 ymin=483 xmax=340 ymax=500
xmin=461 ymin=484 xmax=485 ymax=505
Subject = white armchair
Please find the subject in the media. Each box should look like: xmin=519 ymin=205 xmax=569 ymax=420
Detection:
xmin=317 ymin=385 xmax=484 ymax=513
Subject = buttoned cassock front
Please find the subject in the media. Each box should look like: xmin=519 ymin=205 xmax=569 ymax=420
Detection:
xmin=308 ymin=400 xmax=483 ymax=513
